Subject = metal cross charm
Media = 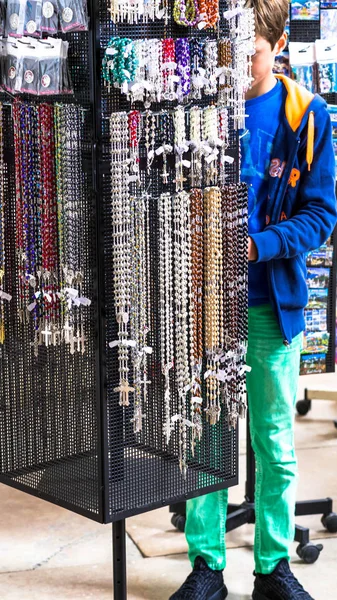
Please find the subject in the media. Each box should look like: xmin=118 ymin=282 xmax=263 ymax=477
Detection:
xmin=114 ymin=380 xmax=135 ymax=407
xmin=205 ymin=404 xmax=221 ymax=426
xmin=41 ymin=325 xmax=52 ymax=348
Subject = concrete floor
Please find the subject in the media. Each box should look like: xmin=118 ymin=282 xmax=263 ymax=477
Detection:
xmin=0 ymin=373 xmax=337 ymax=599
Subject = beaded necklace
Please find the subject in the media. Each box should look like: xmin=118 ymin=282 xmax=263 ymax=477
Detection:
xmin=198 ymin=0 xmax=219 ymax=28
xmin=159 ymin=192 xmax=174 ymax=444
xmin=190 ymin=188 xmax=203 ymax=452
xmin=158 ymin=110 xmax=174 ymax=185
xmin=102 ymin=37 xmax=138 ymax=93
xmin=162 ymin=38 xmax=176 ymax=101
xmin=0 ymin=103 xmax=9 ymax=344
xmin=109 ymin=112 xmax=134 ymax=408
xmin=13 ymin=101 xmax=27 ymax=326
xmin=190 ymin=38 xmax=205 ymax=99
xmin=173 ymin=0 xmax=200 ymax=27
xmin=176 ymin=38 xmax=191 ymax=102
xmin=189 ymin=106 xmax=202 ymax=188
xmin=204 ymin=186 xmax=222 ymax=425
xmin=130 ymin=194 xmax=150 ymax=434
xmin=173 ymin=190 xmax=192 ymax=477
xmin=39 ymin=103 xmax=58 ymax=350
xmin=173 ymin=106 xmax=188 ymax=192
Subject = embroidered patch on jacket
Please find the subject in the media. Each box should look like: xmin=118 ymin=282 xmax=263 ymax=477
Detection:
xmin=288 ymin=168 xmax=300 ymax=188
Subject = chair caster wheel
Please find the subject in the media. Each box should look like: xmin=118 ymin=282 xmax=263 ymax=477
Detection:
xmin=322 ymin=512 xmax=337 ymax=533
xmin=296 ymin=399 xmax=311 ymax=416
xmin=296 ymin=542 xmax=323 ymax=564
xmin=171 ymin=513 xmax=186 ymax=533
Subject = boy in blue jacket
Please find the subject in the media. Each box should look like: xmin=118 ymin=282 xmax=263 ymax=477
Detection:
xmin=170 ymin=1 xmax=337 ymax=599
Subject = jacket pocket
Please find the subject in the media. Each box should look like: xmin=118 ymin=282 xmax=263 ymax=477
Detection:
xmin=272 ymin=254 xmax=308 ymax=311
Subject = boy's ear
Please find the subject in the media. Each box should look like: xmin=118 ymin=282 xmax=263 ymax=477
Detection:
xmin=274 ymin=32 xmax=288 ymax=55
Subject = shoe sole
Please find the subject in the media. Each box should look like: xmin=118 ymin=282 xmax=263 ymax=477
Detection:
xmin=209 ymin=585 xmax=228 ymax=600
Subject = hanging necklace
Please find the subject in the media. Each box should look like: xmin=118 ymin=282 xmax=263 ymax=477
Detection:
xmin=173 ymin=190 xmax=192 ymax=478
xmin=159 ymin=192 xmax=174 ymax=444
xmin=204 ymin=186 xmax=222 ymax=425
xmin=109 ymin=112 xmax=134 ymax=408
xmin=0 ymin=103 xmax=10 ymax=344
xmin=173 ymin=0 xmax=200 ymax=27
xmin=130 ymin=194 xmax=150 ymax=434
xmin=190 ymin=188 xmax=204 ymax=452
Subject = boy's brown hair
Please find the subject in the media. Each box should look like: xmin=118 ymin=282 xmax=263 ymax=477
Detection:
xmin=245 ymin=0 xmax=289 ymax=50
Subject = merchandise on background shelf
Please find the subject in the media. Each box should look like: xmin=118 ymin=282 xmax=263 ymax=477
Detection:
xmin=306 ymin=267 xmax=330 ymax=289
xmin=327 ymin=104 xmax=337 ymax=175
xmin=302 ymin=330 xmax=330 ymax=354
xmin=5 ymin=0 xmax=89 ymax=37
xmin=321 ymin=1 xmax=337 ymax=7
xmin=3 ymin=36 xmax=72 ymax=95
xmin=300 ymin=353 xmax=327 ymax=375
xmin=304 ymin=308 xmax=328 ymax=332
xmin=274 ymin=51 xmax=290 ymax=77
xmin=308 ymin=288 xmax=329 ymax=309
xmin=307 ymin=243 xmax=333 ymax=267
xmin=321 ymin=8 xmax=337 ymax=39
xmin=316 ymin=38 xmax=337 ymax=94
xmin=0 ymin=0 xmax=4 ymax=36
xmin=289 ymin=41 xmax=316 ymax=93
xmin=291 ymin=0 xmax=319 ymax=21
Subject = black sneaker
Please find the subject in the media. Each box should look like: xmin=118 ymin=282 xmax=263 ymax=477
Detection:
xmin=169 ymin=556 xmax=228 ymax=600
xmin=253 ymin=558 xmax=315 ymax=600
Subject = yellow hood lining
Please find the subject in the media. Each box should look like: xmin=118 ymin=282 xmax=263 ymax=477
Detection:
xmin=275 ymin=74 xmax=314 ymax=132
xmin=275 ymin=75 xmax=315 ymax=171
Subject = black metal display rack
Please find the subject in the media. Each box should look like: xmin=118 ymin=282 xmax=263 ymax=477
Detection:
xmin=0 ymin=1 xmax=243 ymax=598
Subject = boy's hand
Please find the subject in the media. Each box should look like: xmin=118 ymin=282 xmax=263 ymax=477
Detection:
xmin=248 ymin=237 xmax=258 ymax=262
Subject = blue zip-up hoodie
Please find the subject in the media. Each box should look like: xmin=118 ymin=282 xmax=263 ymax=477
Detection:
xmin=250 ymin=75 xmax=337 ymax=344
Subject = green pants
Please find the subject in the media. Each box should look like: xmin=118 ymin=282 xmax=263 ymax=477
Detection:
xmin=186 ymin=305 xmax=302 ymax=575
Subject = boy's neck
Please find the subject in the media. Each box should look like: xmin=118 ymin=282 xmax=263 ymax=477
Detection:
xmin=245 ymin=74 xmax=278 ymax=101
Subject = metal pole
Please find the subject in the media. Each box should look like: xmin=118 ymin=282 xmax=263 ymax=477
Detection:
xmin=113 ymin=519 xmax=127 ymax=600
xmin=245 ymin=411 xmax=256 ymax=503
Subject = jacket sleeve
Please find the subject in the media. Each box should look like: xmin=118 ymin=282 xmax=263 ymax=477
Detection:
xmin=250 ymin=105 xmax=337 ymax=262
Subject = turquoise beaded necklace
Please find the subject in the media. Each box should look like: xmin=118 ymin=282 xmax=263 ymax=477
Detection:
xmin=102 ymin=37 xmax=138 ymax=88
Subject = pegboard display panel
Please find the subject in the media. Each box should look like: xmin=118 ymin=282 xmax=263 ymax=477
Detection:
xmin=289 ymin=20 xmax=320 ymax=44
xmin=0 ymin=28 xmax=102 ymax=520
xmin=98 ymin=0 xmax=240 ymax=522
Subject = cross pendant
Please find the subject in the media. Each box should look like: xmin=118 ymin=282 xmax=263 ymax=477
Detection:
xmin=41 ymin=325 xmax=52 ymax=348
xmin=205 ymin=405 xmax=221 ymax=426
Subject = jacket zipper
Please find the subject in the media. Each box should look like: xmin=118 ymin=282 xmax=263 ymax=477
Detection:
xmin=267 ymin=138 xmax=302 ymax=345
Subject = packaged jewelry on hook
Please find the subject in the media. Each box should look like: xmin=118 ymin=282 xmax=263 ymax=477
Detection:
xmin=24 ymin=0 xmax=43 ymax=37
xmin=6 ymin=0 xmax=27 ymax=37
xmin=41 ymin=0 xmax=58 ymax=34
xmin=57 ymin=0 xmax=89 ymax=32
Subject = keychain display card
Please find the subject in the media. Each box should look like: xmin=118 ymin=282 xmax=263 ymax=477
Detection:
xmin=274 ymin=52 xmax=290 ymax=77
xmin=307 ymin=244 xmax=333 ymax=267
xmin=306 ymin=267 xmax=330 ymax=289
xmin=328 ymin=104 xmax=337 ymax=174
xmin=300 ymin=353 xmax=327 ymax=375
xmin=291 ymin=0 xmax=319 ymax=20
xmin=307 ymin=288 xmax=329 ymax=309
xmin=289 ymin=42 xmax=316 ymax=93
xmin=302 ymin=331 xmax=330 ymax=354
xmin=321 ymin=9 xmax=337 ymax=39
xmin=304 ymin=308 xmax=328 ymax=332
xmin=321 ymin=1 xmax=337 ymax=7
xmin=315 ymin=39 xmax=337 ymax=93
